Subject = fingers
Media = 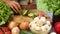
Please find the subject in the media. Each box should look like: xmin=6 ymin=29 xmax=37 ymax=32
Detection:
xmin=9 ymin=1 xmax=21 ymax=13
xmin=29 ymin=0 xmax=34 ymax=4
xmin=13 ymin=2 xmax=21 ymax=9
xmin=12 ymin=3 xmax=19 ymax=13
xmin=10 ymin=5 xmax=17 ymax=13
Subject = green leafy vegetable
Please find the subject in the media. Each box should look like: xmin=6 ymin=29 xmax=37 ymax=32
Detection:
xmin=43 ymin=0 xmax=60 ymax=15
xmin=54 ymin=9 xmax=60 ymax=15
xmin=0 ymin=0 xmax=13 ymax=26
xmin=37 ymin=0 xmax=60 ymax=15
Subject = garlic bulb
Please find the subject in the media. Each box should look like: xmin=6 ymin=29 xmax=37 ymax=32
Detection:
xmin=11 ymin=27 xmax=20 ymax=34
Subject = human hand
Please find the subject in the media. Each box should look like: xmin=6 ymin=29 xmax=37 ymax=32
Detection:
xmin=3 ymin=0 xmax=21 ymax=13
xmin=29 ymin=0 xmax=34 ymax=4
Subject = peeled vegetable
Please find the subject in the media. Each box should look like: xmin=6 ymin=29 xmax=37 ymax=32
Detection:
xmin=8 ymin=21 xmax=17 ymax=30
xmin=11 ymin=27 xmax=20 ymax=34
xmin=29 ymin=17 xmax=51 ymax=34
xmin=19 ymin=22 xmax=29 ymax=30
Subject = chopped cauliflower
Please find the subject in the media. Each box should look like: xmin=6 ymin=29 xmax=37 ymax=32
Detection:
xmin=50 ymin=32 xmax=56 ymax=34
xmin=29 ymin=17 xmax=52 ymax=34
xmin=39 ymin=17 xmax=46 ymax=23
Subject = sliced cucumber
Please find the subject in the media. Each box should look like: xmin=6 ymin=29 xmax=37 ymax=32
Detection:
xmin=28 ymin=13 xmax=37 ymax=19
xmin=23 ymin=10 xmax=30 ymax=16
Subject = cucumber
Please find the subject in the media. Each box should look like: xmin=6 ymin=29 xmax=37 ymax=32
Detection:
xmin=20 ymin=30 xmax=34 ymax=34
xmin=28 ymin=13 xmax=37 ymax=19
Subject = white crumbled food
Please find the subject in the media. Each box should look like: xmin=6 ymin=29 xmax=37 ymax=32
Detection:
xmin=46 ymin=21 xmax=51 ymax=25
xmin=50 ymin=32 xmax=56 ymax=34
xmin=34 ymin=17 xmax=39 ymax=22
xmin=29 ymin=17 xmax=52 ymax=34
xmin=39 ymin=17 xmax=46 ymax=23
xmin=11 ymin=27 xmax=20 ymax=34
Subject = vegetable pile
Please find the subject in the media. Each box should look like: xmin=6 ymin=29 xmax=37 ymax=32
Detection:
xmin=0 ymin=0 xmax=13 ymax=26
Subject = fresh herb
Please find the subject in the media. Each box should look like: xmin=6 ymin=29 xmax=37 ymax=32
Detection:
xmin=44 ymin=0 xmax=60 ymax=15
xmin=0 ymin=0 xmax=13 ymax=26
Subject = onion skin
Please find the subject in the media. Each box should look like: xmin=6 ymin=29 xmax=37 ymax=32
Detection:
xmin=8 ymin=21 xmax=17 ymax=30
xmin=19 ymin=22 xmax=29 ymax=30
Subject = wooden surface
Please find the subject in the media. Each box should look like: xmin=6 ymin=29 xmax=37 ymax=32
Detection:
xmin=21 ymin=4 xmax=37 ymax=10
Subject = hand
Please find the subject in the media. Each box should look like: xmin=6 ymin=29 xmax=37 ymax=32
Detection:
xmin=3 ymin=0 xmax=21 ymax=13
xmin=29 ymin=0 xmax=34 ymax=4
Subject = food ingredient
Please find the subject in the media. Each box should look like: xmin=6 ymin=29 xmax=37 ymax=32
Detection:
xmin=37 ymin=0 xmax=60 ymax=15
xmin=23 ymin=10 xmax=30 ymax=16
xmin=0 ymin=27 xmax=11 ymax=34
xmin=19 ymin=10 xmax=37 ymax=19
xmin=50 ymin=32 xmax=56 ymax=34
xmin=29 ymin=17 xmax=51 ymax=34
xmin=19 ymin=22 xmax=29 ymax=30
xmin=8 ymin=21 xmax=17 ymax=30
xmin=2 ymin=27 xmax=11 ymax=34
xmin=28 ymin=13 xmax=37 ymax=19
xmin=0 ymin=0 xmax=13 ymax=26
xmin=54 ymin=22 xmax=60 ymax=34
xmin=21 ymin=30 xmax=34 ymax=34
xmin=44 ymin=0 xmax=60 ymax=16
xmin=1 ymin=27 xmax=10 ymax=32
xmin=0 ymin=29 xmax=4 ymax=34
xmin=11 ymin=27 xmax=20 ymax=34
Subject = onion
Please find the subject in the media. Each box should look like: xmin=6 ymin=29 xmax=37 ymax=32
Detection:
xmin=8 ymin=21 xmax=18 ymax=30
xmin=19 ymin=22 xmax=29 ymax=30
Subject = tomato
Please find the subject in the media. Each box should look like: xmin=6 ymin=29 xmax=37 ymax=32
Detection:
xmin=5 ymin=31 xmax=11 ymax=34
xmin=54 ymin=22 xmax=60 ymax=34
xmin=0 ymin=29 xmax=4 ymax=34
xmin=2 ymin=27 xmax=10 ymax=32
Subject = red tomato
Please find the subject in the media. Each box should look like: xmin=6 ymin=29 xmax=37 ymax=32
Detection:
xmin=0 ymin=29 xmax=4 ymax=34
xmin=5 ymin=31 xmax=11 ymax=34
xmin=2 ymin=27 xmax=10 ymax=32
xmin=54 ymin=22 xmax=60 ymax=34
